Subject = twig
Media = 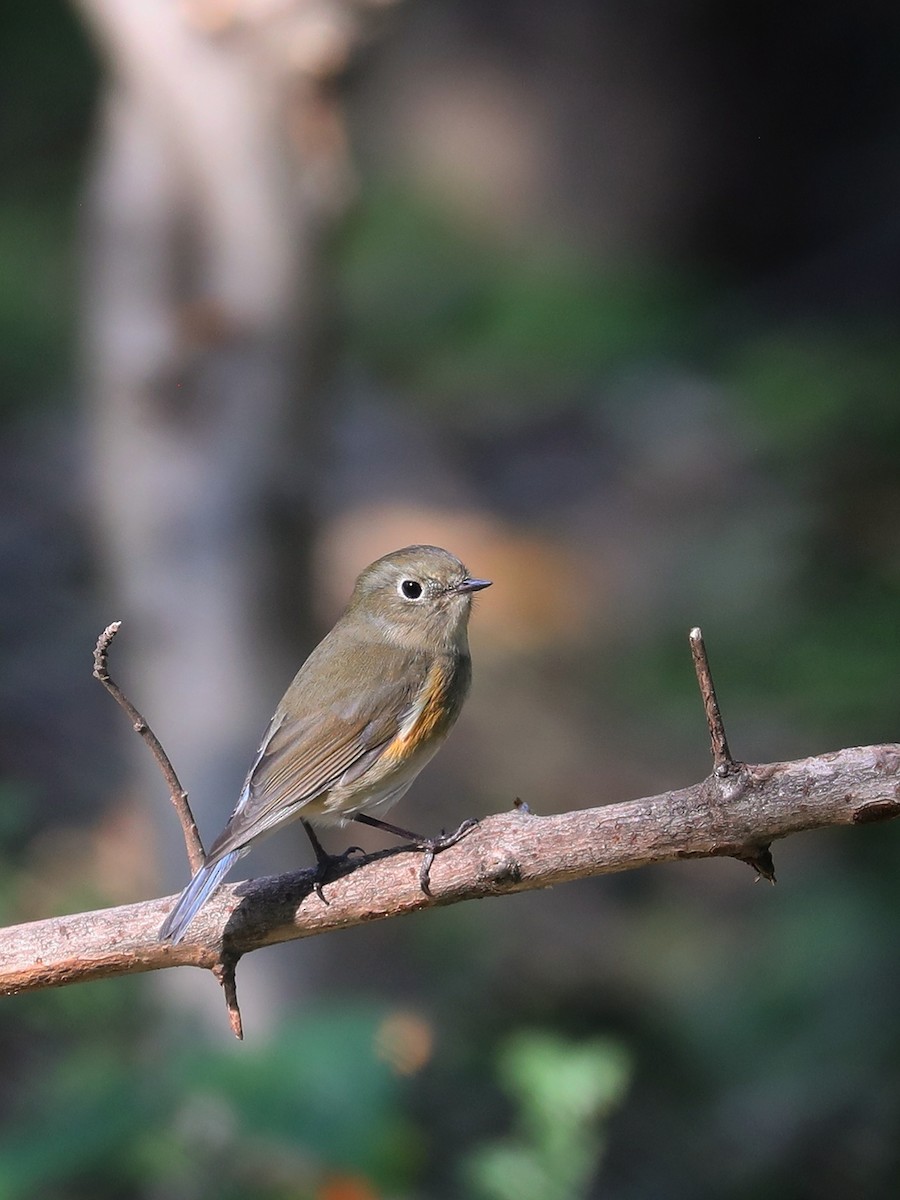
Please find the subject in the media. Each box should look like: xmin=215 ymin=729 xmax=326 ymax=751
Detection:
xmin=690 ymin=626 xmax=736 ymax=775
xmin=688 ymin=627 xmax=775 ymax=881
xmin=93 ymin=622 xmax=205 ymax=873
xmin=93 ymin=623 xmax=230 ymax=1022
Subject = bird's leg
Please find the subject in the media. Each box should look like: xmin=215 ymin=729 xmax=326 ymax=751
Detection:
xmin=301 ymin=820 xmax=364 ymax=903
xmin=351 ymin=813 xmax=479 ymax=894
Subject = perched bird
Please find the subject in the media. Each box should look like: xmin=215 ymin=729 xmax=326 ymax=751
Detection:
xmin=159 ymin=545 xmax=491 ymax=943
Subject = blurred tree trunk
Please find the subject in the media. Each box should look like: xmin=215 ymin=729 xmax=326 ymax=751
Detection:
xmin=74 ymin=0 xmax=387 ymax=1028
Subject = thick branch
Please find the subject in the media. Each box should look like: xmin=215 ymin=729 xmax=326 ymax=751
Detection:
xmin=3 ymin=743 xmax=899 ymax=999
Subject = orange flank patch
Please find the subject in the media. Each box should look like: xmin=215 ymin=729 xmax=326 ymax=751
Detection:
xmin=382 ymin=658 xmax=456 ymax=763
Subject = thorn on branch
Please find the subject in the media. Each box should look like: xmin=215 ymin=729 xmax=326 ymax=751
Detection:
xmin=92 ymin=621 xmax=205 ymax=873
xmin=734 ymin=843 xmax=777 ymax=884
xmin=213 ymin=956 xmax=244 ymax=1040
xmin=689 ymin=627 xmax=737 ymax=776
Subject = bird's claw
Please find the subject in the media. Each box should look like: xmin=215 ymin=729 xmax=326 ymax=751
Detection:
xmin=311 ymin=844 xmax=365 ymax=903
xmin=415 ymin=818 xmax=479 ymax=895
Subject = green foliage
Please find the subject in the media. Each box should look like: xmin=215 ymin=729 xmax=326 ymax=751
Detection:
xmin=337 ymin=184 xmax=704 ymax=425
xmin=0 ymin=3 xmax=96 ymax=413
xmin=0 ymin=197 xmax=80 ymax=412
xmin=172 ymin=1006 xmax=415 ymax=1185
xmin=461 ymin=1032 xmax=631 ymax=1200
xmin=728 ymin=327 xmax=900 ymax=453
xmin=0 ymin=993 xmax=414 ymax=1200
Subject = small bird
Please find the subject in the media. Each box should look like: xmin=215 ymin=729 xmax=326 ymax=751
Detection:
xmin=159 ymin=545 xmax=491 ymax=943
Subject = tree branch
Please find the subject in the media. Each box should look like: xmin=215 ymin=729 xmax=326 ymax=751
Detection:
xmin=2 ymin=743 xmax=899 ymax=1002
xmin=6 ymin=624 xmax=899 ymax=1039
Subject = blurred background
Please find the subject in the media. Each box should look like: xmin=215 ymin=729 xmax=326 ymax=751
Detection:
xmin=2 ymin=0 xmax=900 ymax=1196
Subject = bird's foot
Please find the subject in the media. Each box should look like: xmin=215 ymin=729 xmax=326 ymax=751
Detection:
xmin=310 ymin=844 xmax=365 ymax=903
xmin=302 ymin=820 xmax=366 ymax=904
xmin=415 ymin=818 xmax=479 ymax=895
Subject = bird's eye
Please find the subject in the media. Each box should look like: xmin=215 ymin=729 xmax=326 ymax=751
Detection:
xmin=400 ymin=578 xmax=423 ymax=600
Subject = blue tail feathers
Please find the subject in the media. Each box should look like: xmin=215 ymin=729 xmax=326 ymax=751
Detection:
xmin=158 ymin=849 xmax=242 ymax=943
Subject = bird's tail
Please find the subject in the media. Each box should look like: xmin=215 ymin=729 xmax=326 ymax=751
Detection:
xmin=158 ymin=849 xmax=242 ymax=944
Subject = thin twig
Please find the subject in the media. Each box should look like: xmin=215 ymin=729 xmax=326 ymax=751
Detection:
xmin=690 ymin=626 xmax=736 ymax=775
xmin=93 ymin=622 xmax=205 ymax=872
xmin=689 ymin=629 xmax=773 ymax=880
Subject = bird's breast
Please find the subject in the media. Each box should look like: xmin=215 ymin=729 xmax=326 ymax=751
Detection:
xmin=382 ymin=652 xmax=471 ymax=765
xmin=314 ymin=651 xmax=472 ymax=822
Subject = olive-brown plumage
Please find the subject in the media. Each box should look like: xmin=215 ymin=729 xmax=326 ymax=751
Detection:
xmin=159 ymin=545 xmax=490 ymax=942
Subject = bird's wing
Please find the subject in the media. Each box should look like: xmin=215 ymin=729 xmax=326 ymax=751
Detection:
xmin=207 ymin=645 xmax=425 ymax=858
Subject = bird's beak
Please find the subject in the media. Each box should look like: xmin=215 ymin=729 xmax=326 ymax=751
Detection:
xmin=457 ymin=577 xmax=492 ymax=593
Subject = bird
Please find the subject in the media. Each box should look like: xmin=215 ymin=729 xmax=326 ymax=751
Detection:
xmin=159 ymin=544 xmax=491 ymax=943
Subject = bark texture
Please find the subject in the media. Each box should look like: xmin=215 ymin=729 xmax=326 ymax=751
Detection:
xmin=3 ymin=743 xmax=898 ymax=998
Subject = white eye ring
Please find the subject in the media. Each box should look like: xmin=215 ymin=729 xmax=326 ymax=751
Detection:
xmin=399 ymin=578 xmax=423 ymax=600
